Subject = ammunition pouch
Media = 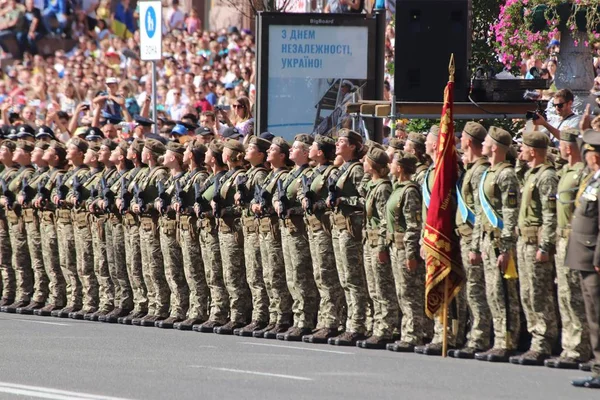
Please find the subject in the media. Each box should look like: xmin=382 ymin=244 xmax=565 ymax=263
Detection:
xmin=108 ymin=213 xmax=122 ymax=225
xmin=242 ymin=216 xmax=258 ymax=235
xmin=140 ymin=216 xmax=156 ymax=232
xmin=284 ymin=215 xmax=305 ymax=234
xmin=332 ymin=211 xmax=363 ymax=240
xmin=366 ymin=229 xmax=381 ymax=247
xmin=5 ymin=210 xmax=18 ymax=224
xmin=159 ymin=218 xmax=177 ymax=236
xmin=455 ymin=223 xmax=473 ymax=239
xmin=21 ymin=208 xmax=35 ymax=224
xmin=56 ymin=209 xmax=71 ymax=224
xmin=199 ymin=217 xmax=216 ymax=232
xmin=306 ymin=214 xmax=323 ymax=232
xmin=41 ymin=211 xmax=55 ymax=224
xmin=122 ymin=213 xmax=137 ymax=227
xmin=388 ymin=231 xmax=405 ymax=249
xmin=258 ymin=216 xmax=278 ymax=235
xmin=517 ymin=226 xmax=541 ymax=245
xmin=73 ymin=211 xmax=89 ymax=229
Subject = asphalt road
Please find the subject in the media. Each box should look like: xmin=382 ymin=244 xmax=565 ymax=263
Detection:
xmin=0 ymin=313 xmax=597 ymax=400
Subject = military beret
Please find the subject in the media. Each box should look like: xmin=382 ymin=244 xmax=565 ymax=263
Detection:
xmin=49 ymin=140 xmax=67 ymax=158
xmin=144 ymin=139 xmax=166 ymax=155
xmin=1 ymin=140 xmax=16 ymax=152
xmin=314 ymin=134 xmax=335 ymax=153
xmin=69 ymin=137 xmax=89 ymax=153
xmin=338 ymin=129 xmax=363 ymax=144
xmin=35 ymin=141 xmax=50 ymax=150
xmin=16 ymin=140 xmax=34 ymax=152
xmin=429 ymin=125 xmax=440 ymax=137
xmin=209 ymin=140 xmax=224 ymax=155
xmin=365 ymin=139 xmax=385 ymax=151
xmin=522 ymin=131 xmax=549 ymax=149
xmin=166 ymin=141 xmax=185 ymax=155
xmin=367 ymin=147 xmax=390 ymax=167
xmin=560 ymin=128 xmax=579 ymax=143
xmin=407 ymin=132 xmax=426 ymax=149
xmin=224 ymin=138 xmax=245 ymax=153
xmin=388 ymin=138 xmax=404 ymax=150
xmin=100 ymin=139 xmax=117 ymax=151
xmin=188 ymin=140 xmax=208 ymax=157
xmin=581 ymin=129 xmax=600 ymax=153
xmin=394 ymin=150 xmax=418 ymax=169
xmin=130 ymin=139 xmax=145 ymax=154
xmin=272 ymin=137 xmax=290 ymax=154
xmin=247 ymin=136 xmax=271 ymax=153
xmin=294 ymin=133 xmax=314 ymax=146
xmin=463 ymin=122 xmax=487 ymax=142
xmin=488 ymin=126 xmax=512 ymax=148
xmin=117 ymin=141 xmax=129 ymax=153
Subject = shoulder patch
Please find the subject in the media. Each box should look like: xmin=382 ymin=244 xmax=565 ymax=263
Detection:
xmin=547 ymin=193 xmax=556 ymax=211
xmin=507 ymin=190 xmax=518 ymax=208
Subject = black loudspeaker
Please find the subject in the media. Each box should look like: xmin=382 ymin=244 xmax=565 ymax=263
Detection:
xmin=394 ymin=0 xmax=471 ymax=102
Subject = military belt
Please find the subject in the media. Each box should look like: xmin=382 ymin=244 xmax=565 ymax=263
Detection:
xmin=5 ymin=209 xmax=19 ymax=224
xmin=258 ymin=216 xmax=278 ymax=234
xmin=56 ymin=209 xmax=71 ymax=223
xmin=387 ymin=231 xmax=405 ymax=249
xmin=516 ymin=226 xmax=540 ymax=238
xmin=21 ymin=208 xmax=35 ymax=224
xmin=241 ymin=216 xmax=258 ymax=234
xmin=41 ymin=211 xmax=55 ymax=223
xmin=455 ymin=223 xmax=473 ymax=238
xmin=179 ymin=215 xmax=196 ymax=231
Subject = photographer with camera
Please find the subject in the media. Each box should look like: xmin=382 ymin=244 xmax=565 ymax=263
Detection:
xmin=532 ymin=88 xmax=581 ymax=146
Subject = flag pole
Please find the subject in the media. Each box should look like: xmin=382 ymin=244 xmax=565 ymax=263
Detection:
xmin=441 ymin=54 xmax=455 ymax=359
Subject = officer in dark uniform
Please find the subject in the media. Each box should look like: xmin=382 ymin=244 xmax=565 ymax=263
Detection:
xmin=134 ymin=116 xmax=168 ymax=145
xmin=566 ymin=129 xmax=600 ymax=389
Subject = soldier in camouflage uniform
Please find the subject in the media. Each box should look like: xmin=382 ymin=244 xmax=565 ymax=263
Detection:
xmin=251 ymin=137 xmax=293 ymax=339
xmin=1 ymin=140 xmax=35 ymax=313
xmin=15 ymin=141 xmax=51 ymax=314
xmin=131 ymin=139 xmax=170 ymax=327
xmin=234 ymin=136 xmax=270 ymax=336
xmin=450 ymin=122 xmax=492 ymax=358
xmin=67 ymin=141 xmax=100 ymax=319
xmin=273 ymin=134 xmax=318 ymax=341
xmin=358 ymin=147 xmax=399 ymax=349
xmin=211 ymin=139 xmax=252 ymax=335
xmin=173 ymin=139 xmax=210 ymax=330
xmin=403 ymin=132 xmax=429 ymax=186
xmin=154 ymin=141 xmax=190 ymax=328
xmin=301 ymin=135 xmax=346 ymax=343
xmin=510 ymin=131 xmax=559 ymax=366
xmin=0 ymin=140 xmax=19 ymax=307
xmin=33 ymin=141 xmax=68 ymax=316
xmin=193 ymin=141 xmax=230 ymax=333
xmin=545 ymin=128 xmax=591 ymax=368
xmin=118 ymin=139 xmax=149 ymax=324
xmin=386 ymin=151 xmax=426 ymax=353
xmin=471 ymin=127 xmax=522 ymax=363
xmin=97 ymin=140 xmax=134 ymax=323
xmin=328 ymin=129 xmax=370 ymax=346
xmin=51 ymin=138 xmax=90 ymax=318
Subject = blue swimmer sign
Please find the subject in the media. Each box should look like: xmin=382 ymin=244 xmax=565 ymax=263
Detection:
xmin=139 ymin=1 xmax=162 ymax=60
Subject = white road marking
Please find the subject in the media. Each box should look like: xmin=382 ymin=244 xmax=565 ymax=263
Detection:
xmin=0 ymin=382 xmax=134 ymax=400
xmin=189 ymin=365 xmax=313 ymax=381
xmin=13 ymin=318 xmax=71 ymax=326
xmin=240 ymin=341 xmax=354 ymax=355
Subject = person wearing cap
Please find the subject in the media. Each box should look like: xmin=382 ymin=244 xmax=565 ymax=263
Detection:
xmin=545 ymin=128 xmax=591 ymax=369
xmin=566 ymin=129 xmax=600 ymax=389
xmin=64 ymin=142 xmax=104 ymax=320
xmin=94 ymin=77 xmax=124 ymax=119
xmin=233 ymin=135 xmax=271 ymax=336
xmin=32 ymin=141 xmax=69 ymax=316
xmin=151 ymin=141 xmax=190 ymax=329
xmin=357 ymin=146 xmax=398 ymax=349
xmin=271 ymin=134 xmax=318 ymax=341
xmin=416 ymin=125 xmax=466 ymax=355
xmin=193 ymin=141 xmax=231 ymax=333
xmin=469 ymin=126 xmax=521 ymax=363
xmin=13 ymin=142 xmax=51 ymax=315
xmin=172 ymin=139 xmax=211 ymax=331
xmin=170 ymin=123 xmax=189 ymax=144
xmin=134 ymin=115 xmax=168 ymax=145
xmin=448 ymin=122 xmax=493 ymax=359
xmin=0 ymin=140 xmax=36 ymax=314
xmin=403 ymin=132 xmax=429 ymax=185
xmin=85 ymin=127 xmax=105 ymax=143
xmin=386 ymin=138 xmax=404 ymax=164
xmin=36 ymin=126 xmax=56 ymax=142
xmin=118 ymin=139 xmax=151 ymax=325
xmin=249 ymin=137 xmax=294 ymax=339
xmin=0 ymin=140 xmax=19 ymax=307
xmin=328 ymin=129 xmax=370 ymax=346
xmin=221 ymin=126 xmax=242 ymax=141
xmin=195 ymin=126 xmax=214 ymax=145
xmin=509 ymin=131 xmax=559 ymax=366
xmin=385 ymin=150 xmax=426 ymax=353
xmin=130 ymin=139 xmax=170 ymax=327
xmin=300 ymin=135 xmax=346 ymax=344
xmin=49 ymin=138 xmax=91 ymax=318
xmin=17 ymin=124 xmax=36 ymax=143
xmin=209 ymin=138 xmax=252 ymax=335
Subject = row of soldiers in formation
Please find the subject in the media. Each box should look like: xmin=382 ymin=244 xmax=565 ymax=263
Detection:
xmin=0 ymin=123 xmax=596 ymax=371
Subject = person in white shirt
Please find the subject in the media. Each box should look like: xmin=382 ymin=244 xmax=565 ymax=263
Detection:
xmin=534 ymin=88 xmax=581 ymax=146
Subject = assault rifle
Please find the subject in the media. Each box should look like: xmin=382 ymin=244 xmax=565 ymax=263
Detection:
xmin=119 ymin=177 xmax=132 ymax=214
xmin=174 ymin=180 xmax=183 ymax=211
xmin=133 ymin=182 xmax=143 ymax=212
xmin=235 ymin=174 xmax=249 ymax=205
xmin=326 ymin=176 xmax=339 ymax=209
xmin=72 ymin=175 xmax=83 ymax=207
xmin=0 ymin=178 xmax=14 ymax=208
xmin=276 ymin=179 xmax=289 ymax=219
xmin=100 ymin=177 xmax=114 ymax=213
xmin=156 ymin=181 xmax=169 ymax=214
xmin=301 ymin=175 xmax=316 ymax=215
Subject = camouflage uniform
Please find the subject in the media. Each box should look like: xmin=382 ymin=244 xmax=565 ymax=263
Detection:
xmin=555 ymin=161 xmax=591 ymax=360
xmin=473 ymin=161 xmax=521 ymax=351
xmin=363 ymin=176 xmax=399 ymax=339
xmin=158 ymin=171 xmax=190 ymax=320
xmin=69 ymin=167 xmax=99 ymax=312
xmin=412 ymin=162 xmax=428 ymax=186
xmin=216 ymin=167 xmax=252 ymax=326
xmin=5 ymin=165 xmax=35 ymax=303
xmin=240 ymin=165 xmax=270 ymax=325
xmin=178 ymin=167 xmax=210 ymax=322
xmin=386 ymin=180 xmax=425 ymax=345
xmin=36 ymin=168 xmax=67 ymax=308
xmin=278 ymin=164 xmax=319 ymax=330
xmin=456 ymin=157 xmax=492 ymax=351
xmin=0 ymin=164 xmax=19 ymax=303
xmin=517 ymin=162 xmax=559 ymax=355
xmin=135 ymin=166 xmax=170 ymax=319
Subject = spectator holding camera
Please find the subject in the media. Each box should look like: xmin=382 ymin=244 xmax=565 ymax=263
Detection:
xmin=533 ymin=88 xmax=581 ymax=145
